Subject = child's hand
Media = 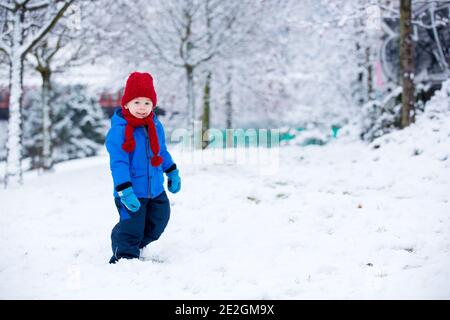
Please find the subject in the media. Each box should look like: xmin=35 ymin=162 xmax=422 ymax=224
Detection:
xmin=166 ymin=169 xmax=181 ymax=194
xmin=118 ymin=186 xmax=141 ymax=212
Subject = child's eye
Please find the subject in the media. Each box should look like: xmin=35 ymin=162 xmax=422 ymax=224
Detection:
xmin=134 ymin=101 xmax=139 ymax=104
xmin=145 ymin=102 xmax=150 ymax=105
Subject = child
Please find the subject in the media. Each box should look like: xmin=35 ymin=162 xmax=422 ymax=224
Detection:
xmin=105 ymin=71 xmax=181 ymax=264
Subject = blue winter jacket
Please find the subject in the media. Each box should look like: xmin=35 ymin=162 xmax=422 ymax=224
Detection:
xmin=105 ymin=109 xmax=175 ymax=198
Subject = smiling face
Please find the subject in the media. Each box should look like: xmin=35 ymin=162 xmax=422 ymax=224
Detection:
xmin=124 ymin=97 xmax=154 ymax=118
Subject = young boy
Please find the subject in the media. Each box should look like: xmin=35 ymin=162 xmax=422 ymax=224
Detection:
xmin=105 ymin=71 xmax=180 ymax=264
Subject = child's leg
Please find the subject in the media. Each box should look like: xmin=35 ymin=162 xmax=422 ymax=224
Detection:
xmin=140 ymin=191 xmax=171 ymax=248
xmin=110 ymin=197 xmax=149 ymax=262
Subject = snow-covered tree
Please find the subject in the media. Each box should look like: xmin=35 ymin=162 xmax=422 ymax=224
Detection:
xmin=227 ymin=0 xmax=361 ymax=130
xmin=117 ymin=1 xmax=250 ymax=130
xmin=0 ymin=0 xmax=75 ymax=187
xmin=110 ymin=1 xmax=281 ymax=143
xmin=358 ymin=0 xmax=450 ymax=141
xmin=26 ymin=0 xmax=106 ymax=171
xmin=22 ymin=87 xmax=43 ymax=169
xmin=22 ymin=84 xmax=108 ymax=167
xmin=49 ymin=84 xmax=108 ymax=163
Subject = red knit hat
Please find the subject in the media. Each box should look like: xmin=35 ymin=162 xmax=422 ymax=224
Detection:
xmin=121 ymin=72 xmax=157 ymax=108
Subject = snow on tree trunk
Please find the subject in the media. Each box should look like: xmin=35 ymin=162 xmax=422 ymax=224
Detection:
xmin=5 ymin=13 xmax=24 ymax=188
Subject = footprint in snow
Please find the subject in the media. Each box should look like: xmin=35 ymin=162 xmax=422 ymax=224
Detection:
xmin=139 ymin=255 xmax=166 ymax=263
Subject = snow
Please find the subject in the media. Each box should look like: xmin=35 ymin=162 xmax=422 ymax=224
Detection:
xmin=1 ymin=102 xmax=449 ymax=298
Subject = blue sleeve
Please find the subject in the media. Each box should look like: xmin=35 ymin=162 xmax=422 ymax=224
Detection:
xmin=105 ymin=126 xmax=131 ymax=188
xmin=156 ymin=118 xmax=175 ymax=172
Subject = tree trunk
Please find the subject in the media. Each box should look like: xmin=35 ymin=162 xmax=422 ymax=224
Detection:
xmin=186 ymin=64 xmax=200 ymax=149
xmin=225 ymin=71 xmax=233 ymax=148
xmin=355 ymin=42 xmax=365 ymax=105
xmin=201 ymin=0 xmax=212 ymax=150
xmin=365 ymin=46 xmax=373 ymax=99
xmin=201 ymin=71 xmax=211 ymax=149
xmin=5 ymin=12 xmax=24 ymax=188
xmin=400 ymin=0 xmax=415 ymax=128
xmin=186 ymin=64 xmax=195 ymax=128
xmin=41 ymin=69 xmax=53 ymax=171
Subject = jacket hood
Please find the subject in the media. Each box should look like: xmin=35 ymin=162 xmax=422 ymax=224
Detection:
xmin=111 ymin=108 xmax=127 ymax=127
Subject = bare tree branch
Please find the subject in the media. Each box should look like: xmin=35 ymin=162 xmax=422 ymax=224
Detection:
xmin=45 ymin=28 xmax=66 ymax=63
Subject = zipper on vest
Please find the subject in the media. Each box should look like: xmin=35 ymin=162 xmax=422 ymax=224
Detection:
xmin=142 ymin=128 xmax=151 ymax=198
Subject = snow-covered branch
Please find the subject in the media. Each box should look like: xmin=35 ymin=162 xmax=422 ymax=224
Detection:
xmin=25 ymin=0 xmax=51 ymax=11
xmin=138 ymin=29 xmax=183 ymax=67
xmin=19 ymin=0 xmax=74 ymax=57
xmin=52 ymin=41 xmax=98 ymax=73
xmin=192 ymin=47 xmax=218 ymax=68
xmin=0 ymin=38 xmax=11 ymax=56
xmin=0 ymin=2 xmax=15 ymax=11
xmin=412 ymin=17 xmax=450 ymax=30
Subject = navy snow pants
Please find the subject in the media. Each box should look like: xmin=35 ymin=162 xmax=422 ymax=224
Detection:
xmin=110 ymin=191 xmax=170 ymax=263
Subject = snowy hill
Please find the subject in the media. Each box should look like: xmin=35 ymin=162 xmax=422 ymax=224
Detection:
xmin=1 ymin=83 xmax=449 ymax=299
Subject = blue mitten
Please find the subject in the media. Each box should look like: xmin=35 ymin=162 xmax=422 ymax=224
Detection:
xmin=166 ymin=169 xmax=181 ymax=194
xmin=118 ymin=186 xmax=141 ymax=212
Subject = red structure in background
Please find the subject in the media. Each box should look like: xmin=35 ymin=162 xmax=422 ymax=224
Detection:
xmin=99 ymin=89 xmax=123 ymax=118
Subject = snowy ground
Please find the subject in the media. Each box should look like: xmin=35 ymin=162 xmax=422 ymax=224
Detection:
xmin=1 ymin=117 xmax=449 ymax=299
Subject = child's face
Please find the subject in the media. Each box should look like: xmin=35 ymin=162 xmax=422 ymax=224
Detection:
xmin=125 ymin=97 xmax=154 ymax=119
